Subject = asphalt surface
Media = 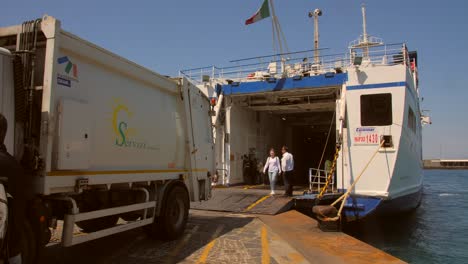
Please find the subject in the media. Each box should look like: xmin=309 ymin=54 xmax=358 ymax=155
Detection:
xmin=42 ymin=210 xmax=307 ymax=264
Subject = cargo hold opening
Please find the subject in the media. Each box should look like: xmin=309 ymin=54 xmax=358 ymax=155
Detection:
xmin=229 ymin=87 xmax=339 ymax=186
xmin=284 ymin=111 xmax=336 ymax=185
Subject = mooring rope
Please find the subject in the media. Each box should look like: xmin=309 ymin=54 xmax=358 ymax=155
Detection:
xmin=326 ymin=140 xmax=385 ymax=221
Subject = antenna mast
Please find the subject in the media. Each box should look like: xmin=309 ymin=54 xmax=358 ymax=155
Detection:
xmin=361 ymin=4 xmax=368 ymax=43
xmin=349 ymin=3 xmax=383 ymax=60
xmin=308 ymin=8 xmax=322 ymax=64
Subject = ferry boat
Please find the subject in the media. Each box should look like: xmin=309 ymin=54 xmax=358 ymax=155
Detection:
xmin=180 ymin=4 xmax=429 ymax=221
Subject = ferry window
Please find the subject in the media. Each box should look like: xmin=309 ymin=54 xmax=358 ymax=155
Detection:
xmin=360 ymin=93 xmax=392 ymax=126
xmin=408 ymin=107 xmax=416 ymax=133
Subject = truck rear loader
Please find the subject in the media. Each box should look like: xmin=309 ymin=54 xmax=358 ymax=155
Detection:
xmin=0 ymin=16 xmax=214 ymax=262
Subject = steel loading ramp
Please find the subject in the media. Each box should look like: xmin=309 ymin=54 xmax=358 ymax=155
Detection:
xmin=190 ymin=187 xmax=294 ymax=215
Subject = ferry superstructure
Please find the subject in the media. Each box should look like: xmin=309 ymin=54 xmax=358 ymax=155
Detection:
xmin=180 ymin=5 xmax=428 ymax=220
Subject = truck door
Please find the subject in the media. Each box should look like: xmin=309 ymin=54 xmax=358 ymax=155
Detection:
xmin=182 ymin=79 xmax=214 ymax=201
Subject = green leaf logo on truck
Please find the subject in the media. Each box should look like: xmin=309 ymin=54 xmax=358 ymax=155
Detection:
xmin=111 ymin=99 xmax=159 ymax=150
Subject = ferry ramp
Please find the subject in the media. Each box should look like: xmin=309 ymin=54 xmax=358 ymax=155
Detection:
xmin=191 ymin=186 xmax=296 ymax=215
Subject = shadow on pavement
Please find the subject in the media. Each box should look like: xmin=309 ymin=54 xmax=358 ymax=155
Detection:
xmin=41 ymin=211 xmax=255 ymax=264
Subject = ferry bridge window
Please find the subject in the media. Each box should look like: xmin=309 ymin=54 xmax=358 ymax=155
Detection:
xmin=360 ymin=93 xmax=392 ymax=126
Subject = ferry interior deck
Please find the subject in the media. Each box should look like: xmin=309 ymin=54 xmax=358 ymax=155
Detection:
xmin=229 ymin=87 xmax=338 ymax=185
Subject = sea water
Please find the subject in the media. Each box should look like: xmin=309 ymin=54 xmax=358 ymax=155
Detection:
xmin=346 ymin=170 xmax=468 ymax=263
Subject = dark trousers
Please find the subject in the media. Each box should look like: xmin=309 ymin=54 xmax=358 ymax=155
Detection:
xmin=9 ymin=199 xmax=25 ymax=257
xmin=283 ymin=170 xmax=293 ymax=196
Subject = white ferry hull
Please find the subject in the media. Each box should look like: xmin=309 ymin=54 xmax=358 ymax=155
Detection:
xmin=340 ymin=63 xmax=424 ymax=221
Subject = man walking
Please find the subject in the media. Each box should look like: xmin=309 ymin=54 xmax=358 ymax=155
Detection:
xmin=281 ymin=146 xmax=294 ymax=197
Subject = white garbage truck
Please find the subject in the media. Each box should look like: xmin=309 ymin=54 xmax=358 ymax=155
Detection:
xmin=0 ymin=15 xmax=214 ymax=262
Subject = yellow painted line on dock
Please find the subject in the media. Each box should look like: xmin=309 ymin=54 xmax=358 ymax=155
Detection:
xmin=165 ymin=225 xmax=199 ymax=264
xmin=243 ymin=195 xmax=270 ymax=212
xmin=212 ymin=184 xmax=228 ymax=189
xmin=243 ymin=184 xmax=264 ymax=190
xmin=196 ymin=224 xmax=224 ymax=264
xmin=261 ymin=225 xmax=270 ymax=264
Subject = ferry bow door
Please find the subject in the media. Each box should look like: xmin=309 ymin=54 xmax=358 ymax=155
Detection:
xmin=183 ymin=81 xmax=214 ymax=202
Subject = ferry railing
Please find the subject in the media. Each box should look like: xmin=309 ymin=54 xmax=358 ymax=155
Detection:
xmin=180 ymin=43 xmax=410 ymax=85
xmin=179 ymin=65 xmax=223 ymax=86
xmin=221 ymin=52 xmax=348 ymax=82
xmin=349 ymin=43 xmax=407 ymax=66
xmin=348 ymin=36 xmax=384 ymax=49
xmin=180 ymin=49 xmax=346 ymax=84
xmin=309 ymin=168 xmax=335 ymax=193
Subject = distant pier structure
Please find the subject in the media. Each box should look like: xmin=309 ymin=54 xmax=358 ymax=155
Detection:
xmin=424 ymin=159 xmax=468 ymax=169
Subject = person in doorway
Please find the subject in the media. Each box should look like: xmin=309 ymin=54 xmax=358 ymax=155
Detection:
xmin=242 ymin=154 xmax=250 ymax=185
xmin=324 ymin=159 xmax=337 ymax=188
xmin=257 ymin=160 xmax=265 ymax=185
xmin=249 ymin=156 xmax=258 ymax=185
xmin=324 ymin=160 xmax=332 ymax=175
xmin=0 ymin=114 xmax=26 ymax=264
xmin=263 ymin=148 xmax=281 ymax=195
xmin=281 ymin=146 xmax=294 ymax=197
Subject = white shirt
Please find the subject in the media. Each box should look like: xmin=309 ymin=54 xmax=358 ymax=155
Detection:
xmin=281 ymin=152 xmax=294 ymax=172
xmin=263 ymin=156 xmax=281 ymax=173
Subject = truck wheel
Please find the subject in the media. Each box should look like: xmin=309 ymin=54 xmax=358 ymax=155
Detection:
xmin=75 ymin=191 xmax=119 ymax=232
xmin=147 ymin=185 xmax=189 ymax=240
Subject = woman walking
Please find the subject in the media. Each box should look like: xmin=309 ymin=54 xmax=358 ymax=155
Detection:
xmin=263 ymin=148 xmax=282 ymax=195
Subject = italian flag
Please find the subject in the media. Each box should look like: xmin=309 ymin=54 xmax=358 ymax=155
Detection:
xmin=245 ymin=0 xmax=270 ymax=25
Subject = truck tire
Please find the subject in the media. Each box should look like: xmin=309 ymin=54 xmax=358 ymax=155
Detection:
xmin=147 ymin=185 xmax=189 ymax=240
xmin=28 ymin=198 xmax=51 ymax=262
xmin=75 ymin=192 xmax=119 ymax=232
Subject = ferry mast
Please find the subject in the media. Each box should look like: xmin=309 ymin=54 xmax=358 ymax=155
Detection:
xmin=349 ymin=4 xmax=383 ymax=61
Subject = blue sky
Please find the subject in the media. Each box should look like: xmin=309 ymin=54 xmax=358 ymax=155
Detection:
xmin=2 ymin=0 xmax=467 ymax=159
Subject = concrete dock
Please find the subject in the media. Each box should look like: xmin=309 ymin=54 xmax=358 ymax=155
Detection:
xmin=42 ymin=187 xmax=405 ymax=264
